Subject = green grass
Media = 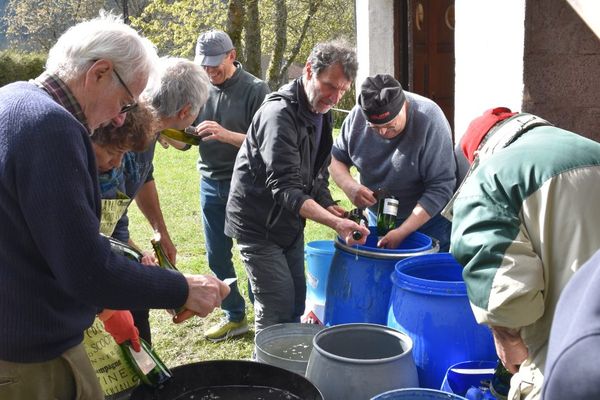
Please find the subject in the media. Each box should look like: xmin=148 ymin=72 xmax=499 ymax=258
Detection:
xmin=127 ymin=138 xmax=353 ymax=367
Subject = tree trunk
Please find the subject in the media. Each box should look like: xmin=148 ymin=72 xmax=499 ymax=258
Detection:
xmin=244 ymin=0 xmax=262 ymax=78
xmin=280 ymin=0 xmax=322 ymax=82
xmin=266 ymin=0 xmax=287 ymax=90
xmin=226 ymin=0 xmax=245 ymax=65
xmin=121 ymin=0 xmax=130 ymax=24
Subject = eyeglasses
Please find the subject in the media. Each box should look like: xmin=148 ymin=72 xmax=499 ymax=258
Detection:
xmin=113 ymin=69 xmax=138 ymax=114
xmin=367 ymin=121 xmax=398 ymax=135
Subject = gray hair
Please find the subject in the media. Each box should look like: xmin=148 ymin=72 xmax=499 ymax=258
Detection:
xmin=307 ymin=40 xmax=358 ymax=81
xmin=142 ymin=57 xmax=210 ymax=118
xmin=45 ymin=11 xmax=158 ymax=87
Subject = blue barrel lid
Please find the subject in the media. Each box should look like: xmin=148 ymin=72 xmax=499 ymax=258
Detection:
xmin=392 ymin=253 xmax=467 ymax=296
xmin=335 ymin=226 xmax=435 ymax=259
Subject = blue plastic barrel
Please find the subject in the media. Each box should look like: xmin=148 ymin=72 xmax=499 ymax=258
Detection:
xmin=387 ymin=253 xmax=497 ymax=389
xmin=305 ymin=240 xmax=335 ymax=304
xmin=324 ymin=227 xmax=436 ymax=326
xmin=440 ymin=360 xmax=496 ymax=398
xmin=371 ymin=388 xmax=467 ymax=399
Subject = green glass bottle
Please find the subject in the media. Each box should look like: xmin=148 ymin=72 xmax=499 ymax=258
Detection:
xmin=489 ymin=360 xmax=512 ymax=400
xmin=151 ymin=238 xmax=183 ymax=315
xmin=120 ymin=338 xmax=172 ymax=388
xmin=376 ymin=194 xmax=399 ymax=236
xmin=346 ymin=208 xmax=368 ymax=240
xmin=160 ymin=128 xmax=203 ymax=146
xmin=105 ymin=235 xmax=143 ymax=262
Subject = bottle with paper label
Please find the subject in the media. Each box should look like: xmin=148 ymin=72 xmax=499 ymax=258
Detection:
xmin=376 ymin=189 xmax=399 ymax=236
xmin=120 ymin=338 xmax=172 ymax=388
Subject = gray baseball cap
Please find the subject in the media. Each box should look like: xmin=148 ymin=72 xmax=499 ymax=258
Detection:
xmin=195 ymin=30 xmax=234 ymax=67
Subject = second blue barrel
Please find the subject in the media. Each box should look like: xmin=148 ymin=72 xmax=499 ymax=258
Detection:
xmin=324 ymin=227 xmax=436 ymax=326
xmin=387 ymin=253 xmax=497 ymax=389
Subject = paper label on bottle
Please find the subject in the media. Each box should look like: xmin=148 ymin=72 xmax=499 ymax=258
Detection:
xmin=383 ymin=198 xmax=399 ymax=216
xmin=83 ymin=318 xmax=138 ymax=396
xmin=131 ymin=346 xmax=157 ymax=375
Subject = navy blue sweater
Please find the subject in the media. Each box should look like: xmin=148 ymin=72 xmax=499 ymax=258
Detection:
xmin=544 ymin=250 xmax=600 ymax=399
xmin=0 ymin=82 xmax=188 ymax=362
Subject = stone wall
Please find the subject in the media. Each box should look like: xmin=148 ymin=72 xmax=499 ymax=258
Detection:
xmin=523 ymin=0 xmax=600 ymax=141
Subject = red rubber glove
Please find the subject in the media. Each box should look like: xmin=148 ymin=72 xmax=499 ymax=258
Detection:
xmin=100 ymin=310 xmax=141 ymax=352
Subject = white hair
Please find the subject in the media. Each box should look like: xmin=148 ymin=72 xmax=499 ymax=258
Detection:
xmin=142 ymin=57 xmax=210 ymax=118
xmin=45 ymin=11 xmax=159 ymax=87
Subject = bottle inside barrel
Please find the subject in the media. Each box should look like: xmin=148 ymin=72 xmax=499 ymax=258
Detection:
xmin=489 ymin=360 xmax=512 ymax=400
xmin=345 ymin=208 xmax=368 ymax=240
xmin=376 ymin=188 xmax=399 ymax=236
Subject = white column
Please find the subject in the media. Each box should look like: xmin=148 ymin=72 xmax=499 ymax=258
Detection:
xmin=355 ymin=0 xmax=396 ymax=95
xmin=454 ymin=0 xmax=525 ymax=140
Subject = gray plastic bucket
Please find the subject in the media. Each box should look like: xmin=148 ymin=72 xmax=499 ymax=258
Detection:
xmin=255 ymin=323 xmax=325 ymax=376
xmin=306 ymin=323 xmax=419 ymax=399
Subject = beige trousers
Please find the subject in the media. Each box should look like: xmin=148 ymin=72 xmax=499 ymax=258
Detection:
xmin=0 ymin=342 xmax=104 ymax=400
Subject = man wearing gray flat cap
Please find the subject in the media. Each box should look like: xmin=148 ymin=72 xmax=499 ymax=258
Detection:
xmin=190 ymin=29 xmax=270 ymax=342
xmin=330 ymin=74 xmax=456 ymax=251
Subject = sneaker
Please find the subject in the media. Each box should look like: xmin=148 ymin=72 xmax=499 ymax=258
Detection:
xmin=204 ymin=317 xmax=249 ymax=342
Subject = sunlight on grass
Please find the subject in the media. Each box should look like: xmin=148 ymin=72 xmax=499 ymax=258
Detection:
xmin=127 ymin=132 xmax=351 ymax=367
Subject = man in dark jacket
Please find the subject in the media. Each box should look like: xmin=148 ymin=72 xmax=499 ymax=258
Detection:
xmin=225 ymin=41 xmax=369 ymax=333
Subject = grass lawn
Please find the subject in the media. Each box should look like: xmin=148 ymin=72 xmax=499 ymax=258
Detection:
xmin=127 ymin=137 xmax=354 ymax=367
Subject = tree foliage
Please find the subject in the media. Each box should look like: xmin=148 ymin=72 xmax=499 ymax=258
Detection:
xmin=4 ymin=0 xmax=355 ymax=91
xmin=4 ymin=0 xmax=150 ymax=52
xmin=132 ymin=0 xmax=355 ymax=89
xmin=4 ymin=0 xmax=106 ymax=51
xmin=131 ymin=0 xmax=228 ymax=58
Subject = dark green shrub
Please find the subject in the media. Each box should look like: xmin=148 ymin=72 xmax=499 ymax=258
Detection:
xmin=0 ymin=51 xmax=46 ymax=86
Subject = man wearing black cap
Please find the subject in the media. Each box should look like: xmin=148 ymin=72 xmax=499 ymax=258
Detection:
xmin=330 ymin=74 xmax=455 ymax=251
xmin=191 ymin=30 xmax=270 ymax=342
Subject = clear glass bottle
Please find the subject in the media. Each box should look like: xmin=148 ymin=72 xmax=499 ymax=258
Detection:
xmin=376 ymin=191 xmax=399 ymax=236
xmin=120 ymin=338 xmax=172 ymax=388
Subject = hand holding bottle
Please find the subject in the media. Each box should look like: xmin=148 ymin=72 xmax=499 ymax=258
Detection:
xmin=348 ymin=183 xmax=377 ymax=209
xmin=335 ymin=217 xmax=369 ymax=246
xmin=173 ymin=274 xmax=231 ymax=323
xmin=195 ymin=120 xmax=235 ymax=143
xmin=491 ymin=326 xmax=528 ymax=374
xmin=100 ymin=310 xmax=141 ymax=352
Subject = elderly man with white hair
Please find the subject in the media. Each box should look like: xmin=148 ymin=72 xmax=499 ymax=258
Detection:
xmin=0 ymin=13 xmax=228 ymax=399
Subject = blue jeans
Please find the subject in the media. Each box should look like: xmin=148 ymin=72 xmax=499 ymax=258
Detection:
xmin=367 ymin=210 xmax=451 ymax=252
xmin=200 ymin=177 xmax=245 ymax=322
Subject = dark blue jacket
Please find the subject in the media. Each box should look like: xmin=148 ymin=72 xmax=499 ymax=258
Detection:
xmin=544 ymin=250 xmax=600 ymax=399
xmin=0 ymin=82 xmax=188 ymax=362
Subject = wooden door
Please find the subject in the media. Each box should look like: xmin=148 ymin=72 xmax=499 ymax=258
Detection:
xmin=401 ymin=0 xmax=455 ymax=137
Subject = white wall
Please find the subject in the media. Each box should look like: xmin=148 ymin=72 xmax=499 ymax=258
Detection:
xmin=355 ymin=0 xmax=395 ymax=94
xmin=454 ymin=0 xmax=525 ymax=141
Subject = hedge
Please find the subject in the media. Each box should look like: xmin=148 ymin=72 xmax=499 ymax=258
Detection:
xmin=0 ymin=51 xmax=46 ymax=86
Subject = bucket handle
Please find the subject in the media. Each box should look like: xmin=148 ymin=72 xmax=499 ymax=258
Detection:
xmin=333 ymin=238 xmax=440 ymax=260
